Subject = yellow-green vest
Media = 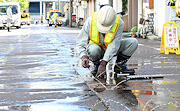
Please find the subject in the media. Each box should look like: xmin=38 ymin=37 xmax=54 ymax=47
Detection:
xmin=46 ymin=13 xmax=50 ymax=19
xmin=89 ymin=12 xmax=121 ymax=50
xmin=53 ymin=13 xmax=58 ymax=18
xmin=170 ymin=0 xmax=176 ymax=8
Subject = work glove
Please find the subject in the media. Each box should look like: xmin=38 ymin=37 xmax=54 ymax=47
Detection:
xmin=95 ymin=60 xmax=107 ymax=78
xmin=81 ymin=55 xmax=90 ymax=68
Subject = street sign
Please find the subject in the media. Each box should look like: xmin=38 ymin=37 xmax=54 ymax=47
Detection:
xmin=81 ymin=1 xmax=87 ymax=9
xmin=164 ymin=27 xmax=178 ymax=47
xmin=160 ymin=22 xmax=180 ymax=54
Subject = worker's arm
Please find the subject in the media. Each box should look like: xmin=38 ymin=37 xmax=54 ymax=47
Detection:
xmin=76 ymin=17 xmax=91 ymax=59
xmin=102 ymin=17 xmax=124 ymax=62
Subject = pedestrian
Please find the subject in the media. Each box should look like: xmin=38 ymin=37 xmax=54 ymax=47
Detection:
xmin=45 ymin=12 xmax=50 ymax=26
xmin=34 ymin=20 xmax=39 ymax=25
xmin=7 ymin=4 xmax=12 ymax=32
xmin=76 ymin=6 xmax=138 ymax=78
xmin=41 ymin=16 xmax=43 ymax=25
xmin=52 ymin=11 xmax=59 ymax=27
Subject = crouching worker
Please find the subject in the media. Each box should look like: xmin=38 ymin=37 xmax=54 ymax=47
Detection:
xmin=76 ymin=6 xmax=138 ymax=78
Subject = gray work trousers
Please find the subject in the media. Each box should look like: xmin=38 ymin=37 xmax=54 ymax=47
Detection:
xmin=7 ymin=18 xmax=12 ymax=27
xmin=54 ymin=18 xmax=57 ymax=24
xmin=86 ymin=38 xmax=138 ymax=62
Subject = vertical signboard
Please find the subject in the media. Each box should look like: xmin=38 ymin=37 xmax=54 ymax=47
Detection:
xmin=160 ymin=22 xmax=180 ymax=54
xmin=81 ymin=1 xmax=87 ymax=9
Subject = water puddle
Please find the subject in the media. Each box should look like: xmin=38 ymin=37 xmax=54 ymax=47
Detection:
xmin=87 ymin=60 xmax=180 ymax=111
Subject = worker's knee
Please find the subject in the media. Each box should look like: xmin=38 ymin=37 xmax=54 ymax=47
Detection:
xmin=124 ymin=38 xmax=138 ymax=48
xmin=87 ymin=44 xmax=104 ymax=61
xmin=119 ymin=38 xmax=138 ymax=56
xmin=131 ymin=38 xmax=138 ymax=47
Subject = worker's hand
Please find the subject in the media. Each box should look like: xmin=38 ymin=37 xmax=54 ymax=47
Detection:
xmin=81 ymin=55 xmax=90 ymax=68
xmin=95 ymin=60 xmax=107 ymax=78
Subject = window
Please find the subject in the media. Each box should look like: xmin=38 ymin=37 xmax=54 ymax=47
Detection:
xmin=0 ymin=5 xmax=18 ymax=15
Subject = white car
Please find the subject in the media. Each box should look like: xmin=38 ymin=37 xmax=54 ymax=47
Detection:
xmin=0 ymin=2 xmax=21 ymax=29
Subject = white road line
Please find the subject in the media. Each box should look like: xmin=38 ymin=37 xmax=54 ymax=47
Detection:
xmin=138 ymin=43 xmax=160 ymax=51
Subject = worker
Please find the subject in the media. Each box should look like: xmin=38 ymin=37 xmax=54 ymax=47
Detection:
xmin=41 ymin=16 xmax=43 ymax=25
xmin=76 ymin=6 xmax=138 ymax=78
xmin=45 ymin=12 xmax=50 ymax=26
xmin=52 ymin=11 xmax=59 ymax=27
xmin=21 ymin=11 xmax=27 ymax=18
xmin=165 ymin=0 xmax=180 ymax=40
xmin=7 ymin=4 xmax=12 ymax=32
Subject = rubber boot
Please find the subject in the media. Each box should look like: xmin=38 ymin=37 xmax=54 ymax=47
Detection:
xmin=91 ymin=61 xmax=100 ymax=77
xmin=114 ymin=53 xmax=135 ymax=75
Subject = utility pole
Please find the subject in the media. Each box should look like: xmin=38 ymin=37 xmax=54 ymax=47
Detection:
xmin=81 ymin=1 xmax=87 ymax=23
xmin=69 ymin=0 xmax=72 ymax=27
xmin=84 ymin=8 xmax=87 ymax=23
xmin=59 ymin=0 xmax=60 ymax=10
xmin=40 ymin=0 xmax=42 ymax=21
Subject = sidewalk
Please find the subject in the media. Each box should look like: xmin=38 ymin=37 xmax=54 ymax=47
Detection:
xmin=78 ymin=25 xmax=162 ymax=41
xmin=122 ymin=32 xmax=162 ymax=41
xmin=146 ymin=33 xmax=162 ymax=41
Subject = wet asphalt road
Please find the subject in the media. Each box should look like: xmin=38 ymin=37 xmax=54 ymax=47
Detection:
xmin=0 ymin=25 xmax=107 ymax=111
xmin=0 ymin=25 xmax=180 ymax=111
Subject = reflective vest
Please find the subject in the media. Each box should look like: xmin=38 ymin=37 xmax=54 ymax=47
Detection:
xmin=46 ymin=13 xmax=50 ymax=19
xmin=53 ymin=13 xmax=58 ymax=18
xmin=89 ymin=12 xmax=121 ymax=50
xmin=170 ymin=0 xmax=176 ymax=8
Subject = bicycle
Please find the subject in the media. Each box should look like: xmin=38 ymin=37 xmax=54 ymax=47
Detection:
xmin=139 ymin=14 xmax=150 ymax=39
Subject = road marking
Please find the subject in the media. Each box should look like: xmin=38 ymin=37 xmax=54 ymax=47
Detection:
xmin=138 ymin=43 xmax=160 ymax=51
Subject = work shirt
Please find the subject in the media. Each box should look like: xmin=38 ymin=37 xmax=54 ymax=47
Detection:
xmin=76 ymin=15 xmax=124 ymax=62
xmin=7 ymin=7 xmax=12 ymax=18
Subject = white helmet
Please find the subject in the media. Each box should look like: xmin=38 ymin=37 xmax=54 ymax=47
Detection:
xmin=96 ymin=6 xmax=117 ymax=33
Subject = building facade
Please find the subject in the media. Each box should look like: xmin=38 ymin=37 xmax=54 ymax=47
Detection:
xmin=65 ymin=0 xmax=123 ymax=26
